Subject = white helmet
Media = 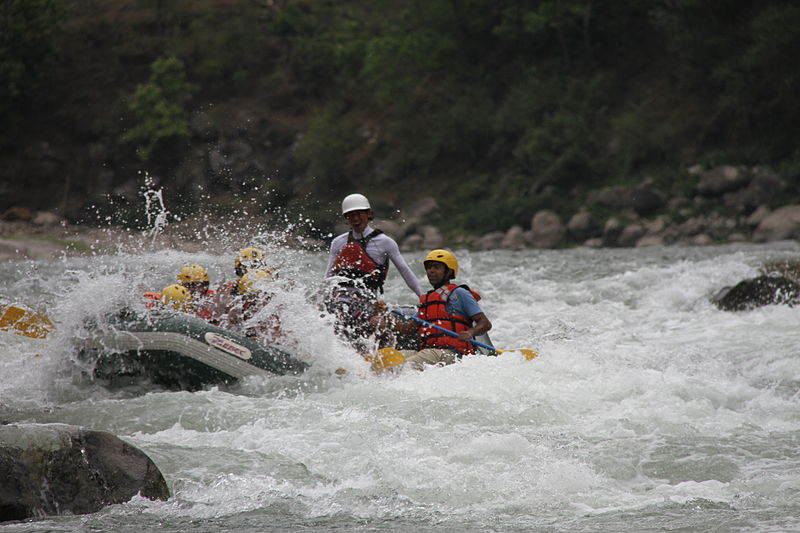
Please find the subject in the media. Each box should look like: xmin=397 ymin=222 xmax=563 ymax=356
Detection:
xmin=341 ymin=193 xmax=371 ymax=215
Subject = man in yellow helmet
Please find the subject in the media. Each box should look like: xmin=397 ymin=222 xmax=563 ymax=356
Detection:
xmin=177 ymin=265 xmax=212 ymax=298
xmin=374 ymin=249 xmax=492 ymax=369
xmin=175 ymin=264 xmax=216 ymax=320
xmin=234 ymin=247 xmax=267 ymax=278
xmin=214 ymin=247 xmax=270 ymax=296
xmin=158 ymin=284 xmax=193 ymax=311
xmin=144 ymin=264 xmax=213 ymax=315
xmin=205 ymin=247 xmax=272 ymax=325
xmin=224 ymin=269 xmax=283 ymax=342
xmin=324 ymin=193 xmax=421 ymax=350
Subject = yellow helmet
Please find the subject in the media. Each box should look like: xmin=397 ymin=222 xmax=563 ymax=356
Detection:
xmin=423 ymin=249 xmax=458 ymax=278
xmin=177 ymin=264 xmax=209 ymax=283
xmin=234 ymin=247 xmax=266 ymax=273
xmin=160 ymin=284 xmax=192 ymax=310
xmin=237 ymin=269 xmax=275 ymax=295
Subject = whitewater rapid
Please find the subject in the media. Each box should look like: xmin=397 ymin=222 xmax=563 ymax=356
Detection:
xmin=1 ymin=241 xmax=799 ymax=532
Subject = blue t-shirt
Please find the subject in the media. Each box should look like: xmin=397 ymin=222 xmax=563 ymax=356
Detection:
xmin=444 ymin=287 xmax=483 ymax=319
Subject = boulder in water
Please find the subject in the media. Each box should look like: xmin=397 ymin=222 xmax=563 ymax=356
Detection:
xmin=711 ymin=275 xmax=800 ymax=311
xmin=0 ymin=423 xmax=169 ymax=522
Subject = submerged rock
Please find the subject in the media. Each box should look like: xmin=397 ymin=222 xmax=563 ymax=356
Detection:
xmin=711 ymin=275 xmax=800 ymax=311
xmin=0 ymin=423 xmax=169 ymax=522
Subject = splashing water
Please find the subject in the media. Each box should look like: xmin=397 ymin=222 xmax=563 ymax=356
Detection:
xmin=1 ymin=236 xmax=800 ymax=532
xmin=142 ymin=178 xmax=170 ymax=243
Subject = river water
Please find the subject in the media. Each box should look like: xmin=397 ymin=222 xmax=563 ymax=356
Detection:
xmin=1 ymin=238 xmax=799 ymax=532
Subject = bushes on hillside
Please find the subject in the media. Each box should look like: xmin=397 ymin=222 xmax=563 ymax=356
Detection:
xmin=121 ymin=57 xmax=196 ymax=161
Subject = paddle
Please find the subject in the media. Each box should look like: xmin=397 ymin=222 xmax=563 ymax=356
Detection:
xmin=0 ymin=304 xmax=55 ymax=339
xmin=363 ymin=310 xmax=538 ymax=370
xmin=390 ymin=310 xmax=537 ymax=360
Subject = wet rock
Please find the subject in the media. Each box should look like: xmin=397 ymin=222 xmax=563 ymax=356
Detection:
xmin=631 ymin=179 xmax=666 ymax=216
xmin=586 ymin=179 xmax=665 ymax=216
xmin=500 ymin=225 xmax=525 ymax=250
xmin=679 ymin=216 xmax=706 ymax=238
xmin=420 ymin=225 xmax=443 ymax=249
xmin=746 ymin=206 xmax=771 ymax=227
xmin=711 ymin=275 xmax=800 ymax=311
xmin=566 ymin=211 xmax=592 ymax=241
xmin=706 ymin=215 xmax=737 ymax=240
xmin=667 ymin=196 xmax=689 ymax=211
xmin=0 ymin=423 xmax=169 ymax=522
xmin=371 ymin=218 xmax=403 ymax=238
xmin=400 ymin=234 xmax=423 ymax=252
xmin=587 ymin=186 xmax=630 ymax=208
xmin=602 ymin=217 xmax=623 ymax=247
xmin=690 ymin=233 xmax=713 ymax=246
xmin=404 ymin=197 xmax=438 ymax=220
xmin=476 ymin=231 xmax=505 ymax=250
xmin=644 ymin=216 xmax=667 ymax=235
xmin=397 ymin=215 xmax=422 ymax=239
xmin=635 ymin=235 xmax=665 ymax=247
xmin=31 ymin=212 xmax=62 ymax=226
xmin=753 ymin=205 xmax=800 ymax=242
xmin=529 ymin=210 xmax=565 ymax=248
xmin=723 ymin=167 xmax=783 ymax=210
xmin=618 ymin=223 xmax=645 ymax=247
xmin=696 ymin=165 xmax=750 ymax=196
xmin=2 ymin=207 xmax=33 ymax=222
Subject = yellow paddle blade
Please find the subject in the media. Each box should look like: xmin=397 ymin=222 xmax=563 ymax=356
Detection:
xmin=362 ymin=347 xmax=406 ymax=371
xmin=496 ymin=348 xmax=538 ymax=361
xmin=0 ymin=304 xmax=55 ymax=339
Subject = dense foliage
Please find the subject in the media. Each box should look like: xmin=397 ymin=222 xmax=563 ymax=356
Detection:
xmin=2 ymin=0 xmax=799 ymax=234
xmin=0 ymin=0 xmax=63 ymax=120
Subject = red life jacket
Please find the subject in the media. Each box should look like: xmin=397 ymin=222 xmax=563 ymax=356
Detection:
xmin=331 ymin=230 xmax=388 ymax=291
xmin=417 ymin=284 xmax=481 ymax=355
xmin=192 ymin=289 xmax=216 ymax=321
xmin=143 ymin=291 xmax=161 ymax=309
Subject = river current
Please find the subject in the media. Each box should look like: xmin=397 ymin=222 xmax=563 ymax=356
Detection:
xmin=1 ymin=238 xmax=799 ymax=532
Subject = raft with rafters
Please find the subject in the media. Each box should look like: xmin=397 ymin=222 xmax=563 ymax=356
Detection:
xmin=74 ymin=309 xmax=309 ymax=390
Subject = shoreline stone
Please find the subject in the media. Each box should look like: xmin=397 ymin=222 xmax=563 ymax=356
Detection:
xmin=2 ymin=166 xmax=798 ymax=262
xmin=0 ymin=423 xmax=169 ymax=522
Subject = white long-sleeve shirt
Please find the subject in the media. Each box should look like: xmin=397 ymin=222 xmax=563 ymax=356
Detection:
xmin=325 ymin=226 xmax=423 ymax=297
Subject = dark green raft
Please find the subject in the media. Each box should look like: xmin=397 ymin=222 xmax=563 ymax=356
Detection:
xmin=75 ymin=309 xmax=309 ymax=390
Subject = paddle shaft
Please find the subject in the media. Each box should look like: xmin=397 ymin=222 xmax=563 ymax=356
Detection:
xmin=390 ymin=309 xmax=495 ymax=353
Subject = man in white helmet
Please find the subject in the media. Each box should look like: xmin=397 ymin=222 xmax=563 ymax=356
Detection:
xmin=324 ymin=193 xmax=422 ymax=349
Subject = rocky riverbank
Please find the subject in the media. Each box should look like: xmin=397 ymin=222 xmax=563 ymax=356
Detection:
xmin=2 ymin=163 xmax=799 ymax=263
xmin=393 ymin=199 xmax=800 ymax=252
xmin=0 ymin=214 xmax=243 ymax=263
xmin=384 ymin=165 xmax=800 ymax=251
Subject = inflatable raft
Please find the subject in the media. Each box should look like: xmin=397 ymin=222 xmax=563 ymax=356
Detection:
xmin=75 ymin=309 xmax=309 ymax=390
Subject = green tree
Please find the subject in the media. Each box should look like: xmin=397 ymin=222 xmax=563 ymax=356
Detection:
xmin=294 ymin=105 xmax=362 ymax=195
xmin=0 ymin=0 xmax=64 ymax=119
xmin=121 ymin=56 xmax=197 ymax=161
